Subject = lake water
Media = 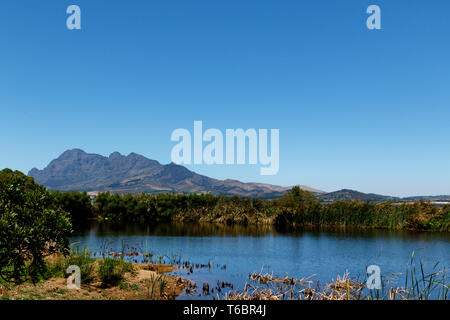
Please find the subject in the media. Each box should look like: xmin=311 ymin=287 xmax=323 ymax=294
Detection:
xmin=70 ymin=222 xmax=450 ymax=299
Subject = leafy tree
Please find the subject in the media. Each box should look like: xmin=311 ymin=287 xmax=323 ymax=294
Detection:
xmin=273 ymin=186 xmax=320 ymax=226
xmin=0 ymin=169 xmax=72 ymax=283
xmin=52 ymin=190 xmax=93 ymax=225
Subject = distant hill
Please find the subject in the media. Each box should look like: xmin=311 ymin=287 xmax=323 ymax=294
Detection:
xmin=402 ymin=195 xmax=450 ymax=202
xmin=316 ymin=189 xmax=450 ymax=203
xmin=317 ymin=189 xmax=400 ymax=203
xmin=28 ymin=149 xmax=322 ymax=198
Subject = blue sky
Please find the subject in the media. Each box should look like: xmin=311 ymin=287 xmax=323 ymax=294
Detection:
xmin=1 ymin=0 xmax=449 ymax=197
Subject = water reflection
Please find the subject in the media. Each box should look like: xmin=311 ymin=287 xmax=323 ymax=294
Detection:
xmin=73 ymin=221 xmax=450 ymax=242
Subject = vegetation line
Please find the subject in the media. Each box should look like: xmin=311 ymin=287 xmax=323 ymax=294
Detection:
xmin=55 ymin=187 xmax=450 ymax=232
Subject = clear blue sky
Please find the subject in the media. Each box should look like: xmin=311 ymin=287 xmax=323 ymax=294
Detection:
xmin=1 ymin=0 xmax=449 ymax=197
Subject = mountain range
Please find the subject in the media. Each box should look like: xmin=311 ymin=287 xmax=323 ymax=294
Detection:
xmin=28 ymin=149 xmax=450 ymax=202
xmin=28 ymin=149 xmax=321 ymax=198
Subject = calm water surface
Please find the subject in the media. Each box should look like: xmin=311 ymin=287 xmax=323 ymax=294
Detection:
xmin=70 ymin=223 xmax=450 ymax=299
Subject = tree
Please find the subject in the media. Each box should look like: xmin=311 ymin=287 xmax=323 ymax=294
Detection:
xmin=276 ymin=186 xmax=318 ymax=210
xmin=273 ymin=186 xmax=320 ymax=226
xmin=52 ymin=190 xmax=93 ymax=225
xmin=0 ymin=169 xmax=72 ymax=283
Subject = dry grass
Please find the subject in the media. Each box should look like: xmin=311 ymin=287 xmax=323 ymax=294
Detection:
xmin=224 ymin=267 xmax=449 ymax=300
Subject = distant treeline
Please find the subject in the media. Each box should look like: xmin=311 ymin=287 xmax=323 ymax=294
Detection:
xmin=52 ymin=187 xmax=450 ymax=232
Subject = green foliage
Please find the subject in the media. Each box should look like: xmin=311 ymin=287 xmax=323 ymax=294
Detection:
xmin=97 ymin=258 xmax=134 ymax=286
xmin=144 ymin=274 xmax=167 ymax=298
xmin=0 ymin=169 xmax=72 ymax=284
xmin=51 ymin=191 xmax=93 ymax=225
xmin=437 ymin=205 xmax=450 ymax=231
xmin=50 ymin=247 xmax=95 ymax=284
xmin=273 ymin=186 xmax=321 ymax=227
xmin=82 ymin=188 xmax=450 ymax=231
xmin=94 ymin=192 xmax=218 ymax=223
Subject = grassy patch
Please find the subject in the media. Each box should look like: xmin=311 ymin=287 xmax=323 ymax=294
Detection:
xmin=143 ymin=274 xmax=168 ymax=298
xmin=98 ymin=258 xmax=134 ymax=287
xmin=130 ymin=283 xmax=142 ymax=291
xmin=48 ymin=247 xmax=96 ymax=284
xmin=51 ymin=288 xmax=68 ymax=295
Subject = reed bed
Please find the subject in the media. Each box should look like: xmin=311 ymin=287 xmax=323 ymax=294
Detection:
xmin=224 ymin=256 xmax=449 ymax=300
xmin=54 ymin=188 xmax=450 ymax=232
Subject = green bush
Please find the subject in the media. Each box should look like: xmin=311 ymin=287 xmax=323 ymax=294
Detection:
xmin=49 ymin=247 xmax=95 ymax=284
xmin=0 ymin=169 xmax=72 ymax=284
xmin=97 ymin=258 xmax=134 ymax=286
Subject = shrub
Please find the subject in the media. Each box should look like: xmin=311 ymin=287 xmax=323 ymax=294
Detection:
xmin=98 ymin=258 xmax=134 ymax=286
xmin=49 ymin=247 xmax=95 ymax=284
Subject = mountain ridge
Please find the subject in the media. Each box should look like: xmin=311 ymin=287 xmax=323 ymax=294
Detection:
xmin=28 ymin=149 xmax=322 ymax=198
